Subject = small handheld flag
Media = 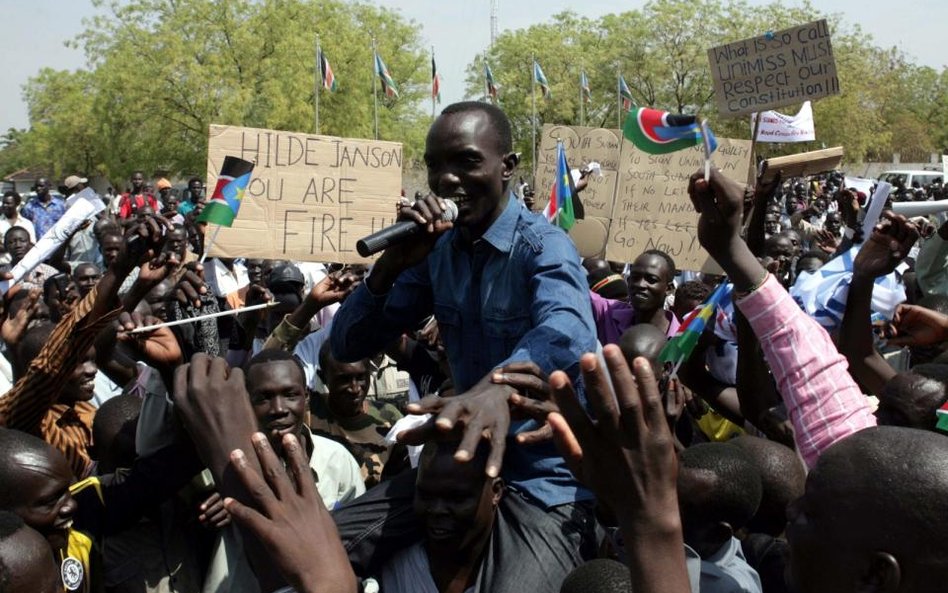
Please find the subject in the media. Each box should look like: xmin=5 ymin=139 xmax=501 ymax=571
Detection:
xmin=485 ymin=63 xmax=498 ymax=102
xmin=431 ymin=55 xmax=441 ymax=103
xmin=198 ymin=156 xmax=255 ymax=228
xmin=319 ymin=50 xmax=337 ymax=91
xmin=543 ymin=141 xmax=576 ymax=231
xmin=623 ymin=107 xmax=718 ymax=155
xmin=534 ymin=61 xmax=551 ymax=98
xmin=580 ymin=70 xmax=591 ymax=103
xmin=375 ymin=52 xmax=399 ymax=98
xmin=619 ymin=75 xmax=634 ymax=111
xmin=660 ymin=282 xmax=732 ymax=367
xmin=937 ymin=401 xmax=948 ymax=433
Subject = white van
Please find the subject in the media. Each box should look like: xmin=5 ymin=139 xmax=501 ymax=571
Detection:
xmin=879 ymin=170 xmax=943 ymax=189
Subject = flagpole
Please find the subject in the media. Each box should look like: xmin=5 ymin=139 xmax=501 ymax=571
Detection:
xmin=314 ymin=34 xmax=321 ymax=135
xmin=199 ymin=224 xmax=222 ymax=264
xmin=616 ymin=65 xmax=621 ymax=130
xmin=531 ymin=54 xmax=537 ymax=183
xmin=372 ymin=37 xmax=379 ymax=141
xmin=579 ymin=62 xmax=585 ymax=127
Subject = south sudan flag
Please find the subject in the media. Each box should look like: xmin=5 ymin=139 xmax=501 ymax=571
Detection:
xmin=198 ymin=156 xmax=254 ymax=227
xmin=623 ymin=107 xmax=718 ymax=155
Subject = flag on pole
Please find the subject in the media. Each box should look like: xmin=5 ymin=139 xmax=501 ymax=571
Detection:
xmin=580 ymin=70 xmax=591 ymax=103
xmin=431 ymin=55 xmax=442 ymax=103
xmin=319 ymin=49 xmax=337 ymax=91
xmin=198 ymin=156 xmax=255 ymax=227
xmin=619 ymin=75 xmax=634 ymax=111
xmin=623 ymin=107 xmax=718 ymax=155
xmin=485 ymin=63 xmax=498 ymax=102
xmin=543 ymin=141 xmax=576 ymax=231
xmin=659 ymin=282 xmax=732 ymax=365
xmin=534 ymin=61 xmax=551 ymax=98
xmin=375 ymin=52 xmax=399 ymax=98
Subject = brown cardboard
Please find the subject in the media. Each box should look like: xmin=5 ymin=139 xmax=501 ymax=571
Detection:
xmin=535 ymin=124 xmax=621 ymax=220
xmin=606 ymin=138 xmax=752 ymax=272
xmin=205 ymin=124 xmax=402 ymax=263
xmin=708 ymin=19 xmax=839 ymax=117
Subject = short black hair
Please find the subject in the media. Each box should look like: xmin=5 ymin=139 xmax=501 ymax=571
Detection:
xmin=14 ymin=323 xmax=55 ymax=379
xmin=245 ymin=349 xmax=307 ymax=390
xmin=799 ymin=249 xmax=830 ymax=264
xmin=92 ymin=395 xmax=142 ymax=454
xmin=679 ymin=443 xmax=762 ymax=531
xmin=2 ymin=191 xmax=21 ymax=206
xmin=639 ymin=249 xmax=677 ymax=279
xmin=0 ymin=429 xmax=55 ymax=508
xmin=560 ymin=559 xmax=631 ymax=593
xmin=730 ymin=436 xmax=806 ymax=536
xmin=675 ymin=280 xmax=711 ymax=304
xmin=439 ymin=101 xmax=513 ymax=153
xmin=0 ymin=509 xmax=26 ymax=591
xmin=3 ymin=226 xmax=29 ymax=245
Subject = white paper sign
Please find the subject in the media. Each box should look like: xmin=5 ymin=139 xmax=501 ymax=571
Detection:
xmin=751 ymin=101 xmax=815 ymax=142
xmin=844 ymin=176 xmax=874 ymax=196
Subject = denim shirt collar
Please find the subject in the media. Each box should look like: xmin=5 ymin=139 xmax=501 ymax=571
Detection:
xmin=452 ymin=193 xmax=521 ymax=254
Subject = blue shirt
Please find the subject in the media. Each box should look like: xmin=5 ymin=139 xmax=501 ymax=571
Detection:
xmin=332 ymin=195 xmax=598 ymax=508
xmin=20 ymin=196 xmax=67 ymax=239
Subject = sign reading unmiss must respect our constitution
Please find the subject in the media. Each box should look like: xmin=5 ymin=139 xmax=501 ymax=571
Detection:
xmin=707 ymin=19 xmax=840 ymax=117
xmin=205 ymin=124 xmax=402 ymax=264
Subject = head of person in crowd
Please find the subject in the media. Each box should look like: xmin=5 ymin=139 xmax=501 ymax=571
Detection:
xmin=90 ymin=395 xmax=142 ymax=475
xmin=15 ymin=323 xmax=97 ymax=404
xmin=34 ymin=177 xmax=51 ymax=202
xmin=246 ymin=258 xmax=273 ymax=287
xmin=2 ymin=191 xmax=22 ymax=220
xmin=162 ymin=189 xmax=181 ymax=215
xmin=764 ymin=233 xmax=796 ymax=285
xmin=786 ymin=426 xmax=948 ymax=593
xmin=99 ymin=229 xmax=124 ymax=268
xmin=677 ymin=443 xmax=762 ymax=559
xmin=71 ymin=263 xmax=101 ymax=298
xmin=672 ymin=280 xmax=711 ymax=322
xmin=0 ymin=510 xmax=60 ymax=593
xmin=618 ymin=323 xmax=667 ymax=378
xmin=318 ymin=341 xmax=370 ymax=419
xmin=144 ymin=279 xmax=173 ymax=321
xmin=414 ymin=438 xmax=503 ymax=556
xmin=42 ymin=274 xmax=73 ymax=322
xmin=92 ymin=218 xmax=119 ymax=243
xmin=795 ymin=250 xmax=830 ymax=276
xmin=155 ymin=177 xmax=172 ymax=201
xmin=63 ymin=175 xmax=87 ymax=196
xmin=763 ymin=211 xmax=781 ymax=236
xmin=187 ymin=177 xmax=204 ymax=204
xmin=908 ymin=295 xmax=948 ymax=364
xmin=266 ymin=263 xmax=305 ymax=329
xmin=246 ymin=349 xmax=310 ymax=455
xmin=4 ymin=227 xmax=31 ymax=265
xmin=876 ymin=364 xmax=948 ymax=430
xmin=426 ymin=101 xmax=518 ymax=239
xmin=824 ymin=211 xmax=843 ymax=236
xmin=164 ymin=224 xmax=188 ymax=260
xmin=560 ymin=559 xmax=631 ymax=593
xmin=583 ymin=257 xmax=628 ymax=300
xmin=627 ymin=249 xmax=676 ymax=316
xmin=0 ymin=428 xmax=78 ymax=555
xmin=129 ymin=171 xmax=146 ymax=195
xmin=782 ymin=229 xmax=803 ymax=258
xmin=729 ymin=436 xmax=806 ymax=537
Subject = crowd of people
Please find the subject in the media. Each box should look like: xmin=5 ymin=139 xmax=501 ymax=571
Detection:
xmin=1 ymin=101 xmax=948 ymax=593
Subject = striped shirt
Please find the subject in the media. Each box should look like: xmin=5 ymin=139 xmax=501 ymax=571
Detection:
xmin=736 ymin=274 xmax=876 ymax=467
xmin=0 ymin=285 xmax=122 ymax=478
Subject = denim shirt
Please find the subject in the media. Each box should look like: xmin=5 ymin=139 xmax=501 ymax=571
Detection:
xmin=332 ymin=195 xmax=597 ymax=507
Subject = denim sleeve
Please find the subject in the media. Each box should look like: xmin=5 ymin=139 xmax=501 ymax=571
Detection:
xmin=330 ymin=261 xmax=434 ymax=363
xmin=502 ymin=228 xmax=597 ymax=383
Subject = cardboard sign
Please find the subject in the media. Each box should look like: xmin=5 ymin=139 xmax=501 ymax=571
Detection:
xmin=535 ymin=125 xmax=621 ymax=219
xmin=708 ymin=19 xmax=839 ymax=117
xmin=205 ymin=124 xmax=402 ymax=263
xmin=606 ymin=138 xmax=753 ymax=272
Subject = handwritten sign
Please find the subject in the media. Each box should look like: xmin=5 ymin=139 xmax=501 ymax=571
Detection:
xmin=534 ymin=125 xmax=621 ymax=219
xmin=708 ymin=19 xmax=839 ymax=117
xmin=205 ymin=124 xmax=402 ymax=263
xmin=606 ymin=138 xmax=752 ymax=272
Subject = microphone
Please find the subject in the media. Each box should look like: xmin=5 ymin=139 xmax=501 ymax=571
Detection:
xmin=356 ymin=200 xmax=458 ymax=257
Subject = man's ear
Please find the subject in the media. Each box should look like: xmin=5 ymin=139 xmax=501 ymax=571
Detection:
xmin=857 ymin=552 xmax=900 ymax=593
xmin=502 ymin=152 xmax=520 ymax=181
xmin=490 ymin=477 xmax=505 ymax=506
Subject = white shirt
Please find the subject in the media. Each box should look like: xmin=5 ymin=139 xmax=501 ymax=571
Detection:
xmin=0 ymin=215 xmax=36 ymax=242
xmin=204 ymin=258 xmax=249 ymax=298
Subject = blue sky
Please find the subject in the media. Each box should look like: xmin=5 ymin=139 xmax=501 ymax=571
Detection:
xmin=2 ymin=0 xmax=944 ymax=132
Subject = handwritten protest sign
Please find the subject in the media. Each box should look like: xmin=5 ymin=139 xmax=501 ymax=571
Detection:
xmin=535 ymin=124 xmax=621 ymax=219
xmin=708 ymin=19 xmax=839 ymax=117
xmin=206 ymin=124 xmax=402 ymax=263
xmin=606 ymin=138 xmax=753 ymax=272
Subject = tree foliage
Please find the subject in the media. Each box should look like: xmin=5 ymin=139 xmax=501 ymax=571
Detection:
xmin=465 ymin=0 xmax=948 ymax=171
xmin=6 ymin=0 xmax=430 ymax=184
